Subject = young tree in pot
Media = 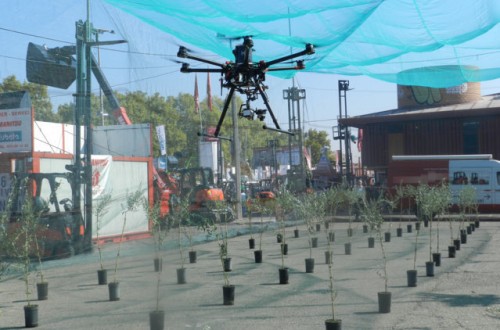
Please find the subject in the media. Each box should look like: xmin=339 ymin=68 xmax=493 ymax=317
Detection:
xmin=323 ymin=189 xmax=342 ymax=329
xmin=274 ymin=189 xmax=294 ymax=284
xmin=11 ymin=184 xmax=42 ymax=327
xmin=109 ymin=189 xmax=143 ymax=301
xmin=94 ymin=193 xmax=112 ymax=284
xmin=297 ymin=193 xmax=319 ymax=274
xmin=431 ymin=182 xmax=451 ymax=267
xmin=142 ymin=197 xmax=167 ymax=330
xmin=392 ymin=183 xmax=408 ymax=236
xmin=204 ymin=199 xmax=235 ymax=305
xmin=361 ymin=197 xmax=392 ymax=313
xmin=415 ymin=184 xmax=438 ymax=276
xmin=169 ymin=194 xmax=191 ymax=284
xmin=457 ymin=185 xmax=477 ymax=244
xmin=251 ymin=200 xmax=270 ymax=264
xmin=342 ymin=186 xmax=362 ymax=255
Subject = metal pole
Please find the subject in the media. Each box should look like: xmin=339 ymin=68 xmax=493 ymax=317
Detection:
xmin=231 ymin=94 xmax=242 ymax=220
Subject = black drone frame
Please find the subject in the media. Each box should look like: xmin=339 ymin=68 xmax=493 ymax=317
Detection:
xmin=177 ymin=36 xmax=315 ymax=137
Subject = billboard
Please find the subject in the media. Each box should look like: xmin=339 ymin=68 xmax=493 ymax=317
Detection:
xmin=0 ymin=107 xmax=32 ymax=153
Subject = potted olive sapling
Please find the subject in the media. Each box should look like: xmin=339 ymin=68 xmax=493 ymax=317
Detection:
xmin=362 ymin=197 xmax=392 ymax=313
xmin=173 ymin=195 xmax=191 ymax=284
xmin=342 ymin=186 xmax=361 ymax=255
xmin=324 ymin=187 xmax=342 ymax=264
xmin=297 ymin=192 xmax=320 ymax=274
xmin=416 ymin=184 xmax=437 ymax=277
xmin=274 ymin=189 xmax=295 ymax=284
xmin=13 ymin=186 xmax=42 ymax=327
xmin=94 ymin=193 xmax=112 ymax=285
xmin=431 ymin=182 xmax=451 ymax=267
xmin=142 ymin=197 xmax=167 ymax=330
xmin=405 ymin=184 xmax=427 ymax=286
xmin=321 ymin=189 xmax=342 ymax=329
xmin=109 ymin=189 xmax=143 ymax=301
xmin=457 ymin=185 xmax=477 ymax=245
xmin=246 ymin=199 xmax=257 ymax=249
xmin=142 ymin=197 xmax=167 ymax=273
xmin=253 ymin=201 xmax=269 ymax=264
xmin=393 ymin=183 xmax=407 ymax=236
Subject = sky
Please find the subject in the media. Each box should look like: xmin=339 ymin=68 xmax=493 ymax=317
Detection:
xmin=2 ymin=1 xmax=500 ymax=161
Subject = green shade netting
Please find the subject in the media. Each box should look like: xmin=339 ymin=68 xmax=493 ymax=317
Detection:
xmin=103 ymin=0 xmax=500 ymax=88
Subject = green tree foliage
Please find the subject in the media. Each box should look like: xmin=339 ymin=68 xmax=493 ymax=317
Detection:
xmin=2 ymin=75 xmax=332 ymax=171
xmin=304 ymin=129 xmax=331 ymax=165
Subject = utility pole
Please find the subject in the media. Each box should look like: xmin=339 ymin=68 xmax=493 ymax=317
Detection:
xmin=283 ymin=86 xmax=306 ymax=192
xmin=337 ymin=80 xmax=352 ymax=184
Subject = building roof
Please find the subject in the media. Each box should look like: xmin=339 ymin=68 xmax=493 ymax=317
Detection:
xmin=340 ymin=93 xmax=500 ymax=128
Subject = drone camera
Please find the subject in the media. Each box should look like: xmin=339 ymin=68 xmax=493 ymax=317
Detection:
xmin=241 ymin=106 xmax=254 ymax=120
xmin=254 ymin=109 xmax=266 ymax=121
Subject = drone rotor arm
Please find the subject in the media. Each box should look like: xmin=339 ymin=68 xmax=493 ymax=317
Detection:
xmin=262 ymin=43 xmax=315 ymax=68
xmin=177 ymin=47 xmax=225 ymax=68
xmin=180 ymin=67 xmax=224 ymax=73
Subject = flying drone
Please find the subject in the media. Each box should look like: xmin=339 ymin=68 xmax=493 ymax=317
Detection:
xmin=177 ymin=36 xmax=315 ymax=137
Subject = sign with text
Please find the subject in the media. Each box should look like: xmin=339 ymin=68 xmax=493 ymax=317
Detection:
xmin=0 ymin=107 xmax=32 ymax=152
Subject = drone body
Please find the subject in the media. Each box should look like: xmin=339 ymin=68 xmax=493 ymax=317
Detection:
xmin=177 ymin=36 xmax=315 ymax=137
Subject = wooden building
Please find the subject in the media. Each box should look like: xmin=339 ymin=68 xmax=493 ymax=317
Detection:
xmin=340 ymin=81 xmax=500 ymax=182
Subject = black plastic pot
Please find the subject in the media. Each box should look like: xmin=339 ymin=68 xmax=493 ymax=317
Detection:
xmin=324 ymin=221 xmax=330 ymax=229
xmin=475 ymin=220 xmax=480 ymax=228
xmin=176 ymin=268 xmax=186 ymax=284
xmin=305 ymin=258 xmax=315 ymax=273
xmin=368 ymin=237 xmax=375 ymax=248
xmin=24 ymin=304 xmax=38 ymax=328
xmin=249 ymin=238 xmax=255 ymax=249
xmin=347 ymin=228 xmax=353 ymax=237
xmin=423 ymin=219 xmax=429 ymax=227
xmin=470 ymin=223 xmax=476 ymax=232
xmin=37 ymin=282 xmax=48 ymax=301
xmin=460 ymin=230 xmax=467 ymax=244
xmin=454 ymin=238 xmax=461 ymax=251
xmin=277 ymin=233 xmax=283 ymax=243
xmin=407 ymin=270 xmax=417 ymax=287
xmin=223 ymin=257 xmax=232 ymax=272
xmin=448 ymin=245 xmax=456 ymax=258
xmin=415 ymin=222 xmax=421 ymax=231
xmin=384 ymin=232 xmax=391 ymax=242
xmin=325 ymin=318 xmax=342 ymax=330
xmin=363 ymin=224 xmax=368 ymax=233
xmin=189 ymin=250 xmax=197 ymax=264
xmin=325 ymin=251 xmax=332 ymax=264
xmin=466 ymin=226 xmax=472 ymax=235
xmin=378 ymin=291 xmax=391 ymax=313
xmin=328 ymin=231 xmax=335 ymax=242
xmin=425 ymin=261 xmax=434 ymax=277
xmin=396 ymin=227 xmax=403 ymax=237
xmin=108 ymin=281 xmax=120 ymax=301
xmin=279 ymin=267 xmax=289 ymax=284
xmin=344 ymin=242 xmax=351 ymax=255
xmin=311 ymin=237 xmax=318 ymax=248
xmin=154 ymin=257 xmax=162 ymax=272
xmin=254 ymin=250 xmax=263 ymax=263
xmin=223 ymin=285 xmax=235 ymax=305
xmin=432 ymin=252 xmax=441 ymax=267
xmin=316 ymin=223 xmax=321 ymax=232
xmin=294 ymin=229 xmax=300 ymax=238
xmin=281 ymin=243 xmax=288 ymax=255
xmin=407 ymin=224 xmax=413 ymax=233
xmin=149 ymin=310 xmax=165 ymax=330
xmin=97 ymin=269 xmax=107 ymax=285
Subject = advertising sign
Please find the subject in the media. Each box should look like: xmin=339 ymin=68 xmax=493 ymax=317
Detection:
xmin=0 ymin=107 xmax=32 ymax=152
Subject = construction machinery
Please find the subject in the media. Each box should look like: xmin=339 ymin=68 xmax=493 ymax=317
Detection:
xmin=176 ymin=167 xmax=234 ymax=224
xmin=5 ymin=172 xmax=85 ymax=259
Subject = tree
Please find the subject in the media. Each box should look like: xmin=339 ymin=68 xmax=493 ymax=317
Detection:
xmin=304 ymin=129 xmax=331 ymax=165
